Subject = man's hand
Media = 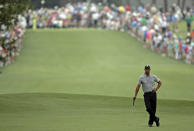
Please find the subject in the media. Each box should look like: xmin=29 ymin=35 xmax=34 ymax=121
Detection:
xmin=133 ymin=84 xmax=140 ymax=101
xmin=152 ymin=88 xmax=158 ymax=93
xmin=133 ymin=96 xmax=136 ymax=101
xmin=153 ymin=81 xmax=162 ymax=93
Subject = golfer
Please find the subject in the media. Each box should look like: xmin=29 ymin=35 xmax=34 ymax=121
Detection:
xmin=133 ymin=65 xmax=162 ymax=127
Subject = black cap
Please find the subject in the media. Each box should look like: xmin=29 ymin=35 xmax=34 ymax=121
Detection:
xmin=145 ymin=65 xmax=151 ymax=70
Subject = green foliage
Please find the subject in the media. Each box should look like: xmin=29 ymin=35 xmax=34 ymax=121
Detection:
xmin=0 ymin=0 xmax=30 ymax=31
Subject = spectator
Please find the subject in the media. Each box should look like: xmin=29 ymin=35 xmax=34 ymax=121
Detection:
xmin=7 ymin=2 xmax=193 ymax=65
xmin=191 ymin=29 xmax=194 ymax=41
xmin=0 ymin=16 xmax=25 ymax=67
xmin=185 ymin=10 xmax=192 ymax=32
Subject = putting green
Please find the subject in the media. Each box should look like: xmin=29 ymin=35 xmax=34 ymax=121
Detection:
xmin=0 ymin=29 xmax=193 ymax=130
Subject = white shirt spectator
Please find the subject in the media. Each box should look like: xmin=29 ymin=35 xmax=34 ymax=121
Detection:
xmin=92 ymin=12 xmax=99 ymax=20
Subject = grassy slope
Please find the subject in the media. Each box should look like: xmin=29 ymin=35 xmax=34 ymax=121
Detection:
xmin=0 ymin=93 xmax=193 ymax=131
xmin=0 ymin=29 xmax=193 ymax=131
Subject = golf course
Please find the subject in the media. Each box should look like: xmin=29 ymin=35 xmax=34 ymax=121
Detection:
xmin=0 ymin=29 xmax=193 ymax=131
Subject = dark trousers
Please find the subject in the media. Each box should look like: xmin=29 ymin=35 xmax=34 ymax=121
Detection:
xmin=144 ymin=92 xmax=157 ymax=124
xmin=187 ymin=23 xmax=191 ymax=32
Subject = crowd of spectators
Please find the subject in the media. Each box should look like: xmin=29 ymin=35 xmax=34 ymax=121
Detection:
xmin=0 ymin=16 xmax=26 ymax=67
xmin=1 ymin=2 xmax=194 ymax=67
xmin=25 ymin=3 xmax=194 ymax=64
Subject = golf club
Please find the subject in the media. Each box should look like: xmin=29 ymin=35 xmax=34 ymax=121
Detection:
xmin=132 ymin=98 xmax=135 ymax=112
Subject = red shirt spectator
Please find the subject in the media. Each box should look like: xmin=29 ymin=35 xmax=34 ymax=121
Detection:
xmin=179 ymin=41 xmax=182 ymax=51
xmin=185 ymin=45 xmax=189 ymax=54
xmin=191 ymin=30 xmax=194 ymax=40
xmin=125 ymin=6 xmax=131 ymax=12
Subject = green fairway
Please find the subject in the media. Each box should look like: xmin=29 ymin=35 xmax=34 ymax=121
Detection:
xmin=0 ymin=29 xmax=194 ymax=130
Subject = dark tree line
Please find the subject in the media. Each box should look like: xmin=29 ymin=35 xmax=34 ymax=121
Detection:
xmin=30 ymin=0 xmax=191 ymax=10
xmin=0 ymin=0 xmax=31 ymax=31
xmin=0 ymin=0 xmax=31 ymax=47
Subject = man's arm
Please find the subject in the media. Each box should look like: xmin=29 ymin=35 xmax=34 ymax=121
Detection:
xmin=133 ymin=84 xmax=141 ymax=100
xmin=153 ymin=81 xmax=162 ymax=92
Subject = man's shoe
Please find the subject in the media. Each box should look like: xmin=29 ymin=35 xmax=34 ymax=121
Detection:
xmin=155 ymin=117 xmax=160 ymax=127
xmin=148 ymin=120 xmax=153 ymax=127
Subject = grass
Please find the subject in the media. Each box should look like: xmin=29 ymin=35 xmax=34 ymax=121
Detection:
xmin=0 ymin=29 xmax=194 ymax=130
xmin=170 ymin=20 xmax=194 ymax=38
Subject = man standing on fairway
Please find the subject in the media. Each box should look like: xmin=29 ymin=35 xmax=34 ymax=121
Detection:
xmin=133 ymin=65 xmax=162 ymax=127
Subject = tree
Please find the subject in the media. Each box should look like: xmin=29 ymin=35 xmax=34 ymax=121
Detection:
xmin=137 ymin=0 xmax=143 ymax=7
xmin=127 ymin=0 xmax=131 ymax=5
xmin=152 ymin=0 xmax=156 ymax=5
xmin=177 ymin=0 xmax=181 ymax=7
xmin=193 ymin=0 xmax=194 ymax=8
xmin=164 ymin=0 xmax=168 ymax=12
xmin=181 ymin=0 xmax=186 ymax=11
xmin=0 ymin=0 xmax=31 ymax=32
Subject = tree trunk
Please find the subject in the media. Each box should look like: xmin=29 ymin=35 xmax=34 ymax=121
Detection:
xmin=126 ymin=0 xmax=131 ymax=5
xmin=177 ymin=0 xmax=181 ymax=7
xmin=164 ymin=0 xmax=168 ymax=12
xmin=181 ymin=0 xmax=186 ymax=11
xmin=138 ymin=0 xmax=143 ymax=6
xmin=152 ymin=0 xmax=156 ymax=5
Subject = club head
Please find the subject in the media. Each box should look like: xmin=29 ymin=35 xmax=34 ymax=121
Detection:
xmin=132 ymin=106 xmax=134 ymax=112
xmin=131 ymin=98 xmax=135 ymax=112
xmin=133 ymin=99 xmax=135 ymax=107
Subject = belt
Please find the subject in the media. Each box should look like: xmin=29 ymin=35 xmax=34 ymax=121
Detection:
xmin=144 ymin=90 xmax=156 ymax=95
